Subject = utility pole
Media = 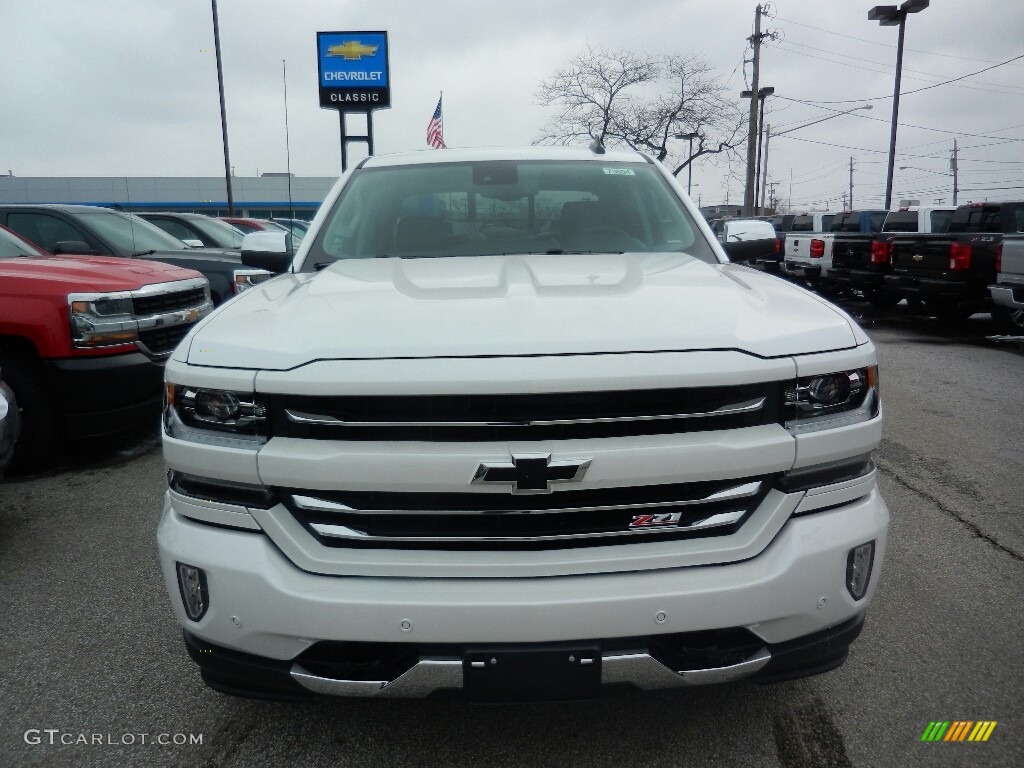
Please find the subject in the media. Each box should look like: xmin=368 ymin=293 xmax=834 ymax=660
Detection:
xmin=849 ymin=157 xmax=854 ymax=210
xmin=759 ymin=124 xmax=771 ymax=212
xmin=951 ymin=138 xmax=959 ymax=205
xmin=743 ymin=5 xmax=766 ymax=216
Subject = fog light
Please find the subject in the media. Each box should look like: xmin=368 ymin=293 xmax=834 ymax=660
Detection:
xmin=846 ymin=541 xmax=875 ymax=600
xmin=176 ymin=562 xmax=209 ymax=621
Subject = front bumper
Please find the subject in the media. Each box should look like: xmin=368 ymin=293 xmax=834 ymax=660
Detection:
xmin=158 ymin=480 xmax=888 ymax=699
xmin=182 ymin=612 xmax=865 ymax=701
xmin=42 ymin=352 xmax=164 ymax=439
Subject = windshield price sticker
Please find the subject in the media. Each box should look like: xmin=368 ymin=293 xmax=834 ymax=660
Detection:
xmin=602 ymin=168 xmax=635 ymax=176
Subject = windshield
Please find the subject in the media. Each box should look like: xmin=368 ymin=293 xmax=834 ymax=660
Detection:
xmin=189 ymin=216 xmax=246 ymax=248
xmin=882 ymin=211 xmax=918 ymax=232
xmin=299 ymin=159 xmax=715 ymax=271
xmin=0 ymin=226 xmax=48 ymax=258
xmin=76 ymin=210 xmax=188 ymax=253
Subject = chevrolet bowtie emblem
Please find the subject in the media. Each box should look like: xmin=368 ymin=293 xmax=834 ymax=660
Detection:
xmin=472 ymin=454 xmax=591 ymax=494
xmin=327 ymin=41 xmax=379 ymax=60
xmin=912 ymin=253 xmax=924 ymax=261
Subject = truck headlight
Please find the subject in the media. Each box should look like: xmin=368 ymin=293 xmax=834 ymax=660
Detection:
xmin=164 ymin=383 xmax=267 ymax=445
xmin=784 ymin=366 xmax=879 ymax=434
xmin=68 ymin=293 xmax=139 ymax=348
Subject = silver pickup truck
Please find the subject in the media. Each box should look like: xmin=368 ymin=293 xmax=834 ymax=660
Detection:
xmin=990 ymin=233 xmax=1024 ymax=333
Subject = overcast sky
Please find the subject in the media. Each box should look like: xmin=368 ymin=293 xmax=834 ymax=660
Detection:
xmin=3 ymin=0 xmax=1022 ymax=209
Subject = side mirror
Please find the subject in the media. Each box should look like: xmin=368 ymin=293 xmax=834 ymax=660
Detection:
xmin=53 ymin=240 xmax=97 ymax=255
xmin=240 ymin=231 xmax=293 ymax=274
xmin=723 ymin=237 xmax=777 ymax=263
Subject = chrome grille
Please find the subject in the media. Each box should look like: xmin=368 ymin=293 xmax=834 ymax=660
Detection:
xmin=132 ymin=286 xmax=207 ymax=317
xmin=282 ymin=477 xmax=771 ymax=550
xmin=138 ymin=324 xmax=192 ymax=355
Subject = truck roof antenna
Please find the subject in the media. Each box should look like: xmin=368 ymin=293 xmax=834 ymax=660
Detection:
xmin=589 ymin=138 xmax=606 ymax=155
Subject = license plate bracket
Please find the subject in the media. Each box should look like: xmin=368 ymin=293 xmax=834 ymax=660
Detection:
xmin=463 ymin=645 xmax=601 ymax=702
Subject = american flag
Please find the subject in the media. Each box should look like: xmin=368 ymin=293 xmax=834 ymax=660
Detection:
xmin=426 ymin=95 xmax=446 ymax=149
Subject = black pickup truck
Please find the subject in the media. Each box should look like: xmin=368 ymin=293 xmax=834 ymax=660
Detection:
xmin=884 ymin=201 xmax=1024 ymax=321
xmin=0 ymin=204 xmax=269 ymax=305
xmin=830 ymin=206 xmax=956 ymax=307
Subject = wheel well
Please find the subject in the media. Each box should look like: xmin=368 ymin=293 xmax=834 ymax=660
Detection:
xmin=0 ymin=334 xmax=41 ymax=364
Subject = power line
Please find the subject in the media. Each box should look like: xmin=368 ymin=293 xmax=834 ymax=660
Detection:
xmin=771 ymin=43 xmax=1024 ymax=97
xmin=774 ymin=15 xmax=1024 ymax=67
xmin=781 ymin=53 xmax=1024 ymax=104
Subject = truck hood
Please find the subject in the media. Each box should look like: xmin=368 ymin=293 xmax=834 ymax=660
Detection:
xmin=182 ymin=253 xmax=860 ymax=369
xmin=0 ymin=254 xmax=202 ymax=291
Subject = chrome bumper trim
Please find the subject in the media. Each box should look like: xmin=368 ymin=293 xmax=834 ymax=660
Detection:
xmin=291 ymin=659 xmax=463 ymax=698
xmin=288 ymin=647 xmax=771 ymax=698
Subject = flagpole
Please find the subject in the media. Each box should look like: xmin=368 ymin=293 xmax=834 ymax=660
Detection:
xmin=440 ymin=91 xmax=444 ymax=148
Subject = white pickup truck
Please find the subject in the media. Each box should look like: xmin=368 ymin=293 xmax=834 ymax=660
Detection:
xmin=783 ymin=210 xmax=887 ymax=293
xmin=990 ymin=233 xmax=1024 ymax=333
xmin=157 ymin=146 xmax=887 ymax=702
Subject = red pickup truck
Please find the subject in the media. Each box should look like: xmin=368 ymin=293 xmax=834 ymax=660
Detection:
xmin=0 ymin=224 xmax=213 ymax=471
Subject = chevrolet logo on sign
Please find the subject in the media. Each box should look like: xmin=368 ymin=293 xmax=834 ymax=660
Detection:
xmin=327 ymin=41 xmax=379 ymax=60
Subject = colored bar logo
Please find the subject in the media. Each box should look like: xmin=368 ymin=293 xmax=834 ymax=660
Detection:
xmin=921 ymin=721 xmax=997 ymax=742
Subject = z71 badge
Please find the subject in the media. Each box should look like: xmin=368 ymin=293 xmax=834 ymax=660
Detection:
xmin=629 ymin=512 xmax=683 ymax=528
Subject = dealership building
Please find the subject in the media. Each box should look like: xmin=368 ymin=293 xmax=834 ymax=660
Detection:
xmin=0 ymin=174 xmax=337 ymax=219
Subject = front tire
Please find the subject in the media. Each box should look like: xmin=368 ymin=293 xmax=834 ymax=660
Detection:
xmin=0 ymin=352 xmax=63 ymax=473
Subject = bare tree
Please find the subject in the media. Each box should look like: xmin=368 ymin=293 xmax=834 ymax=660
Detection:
xmin=535 ymin=48 xmax=746 ymax=177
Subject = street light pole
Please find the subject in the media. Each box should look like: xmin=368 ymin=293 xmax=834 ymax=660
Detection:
xmin=674 ymin=131 xmax=700 ymax=196
xmin=869 ymin=0 xmax=929 ymax=210
xmin=211 ymin=0 xmax=234 ymax=216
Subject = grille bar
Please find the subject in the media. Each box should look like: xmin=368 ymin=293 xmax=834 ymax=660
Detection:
xmin=309 ymin=509 xmax=749 ymax=544
xmin=291 ymin=481 xmax=763 ymax=517
xmin=270 ymin=385 xmax=783 ymax=442
xmin=284 ymin=398 xmax=766 ymax=429
xmin=284 ymin=478 xmax=770 ymax=550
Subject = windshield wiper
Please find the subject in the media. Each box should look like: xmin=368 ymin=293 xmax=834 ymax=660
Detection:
xmin=130 ymin=249 xmax=158 ymax=258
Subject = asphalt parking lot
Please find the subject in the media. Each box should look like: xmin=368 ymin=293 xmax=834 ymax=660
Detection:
xmin=1 ymin=300 xmax=1021 ymax=768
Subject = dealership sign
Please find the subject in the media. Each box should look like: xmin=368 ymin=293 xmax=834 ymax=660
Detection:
xmin=317 ymin=31 xmax=391 ymax=109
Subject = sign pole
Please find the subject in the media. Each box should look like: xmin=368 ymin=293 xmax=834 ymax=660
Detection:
xmin=339 ymin=112 xmax=348 ymax=173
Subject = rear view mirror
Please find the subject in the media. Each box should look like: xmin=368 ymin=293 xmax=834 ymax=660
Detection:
xmin=723 ymin=238 xmax=777 ymax=263
xmin=240 ymin=231 xmax=293 ymax=274
xmin=53 ymin=240 xmax=96 ymax=255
